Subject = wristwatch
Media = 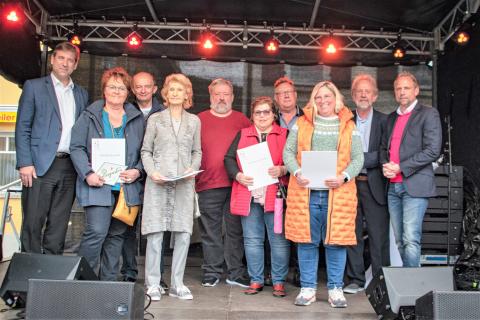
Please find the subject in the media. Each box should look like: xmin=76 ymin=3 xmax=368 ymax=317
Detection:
xmin=343 ymin=175 xmax=349 ymax=183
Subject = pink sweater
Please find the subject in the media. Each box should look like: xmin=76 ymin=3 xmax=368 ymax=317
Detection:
xmin=389 ymin=112 xmax=413 ymax=183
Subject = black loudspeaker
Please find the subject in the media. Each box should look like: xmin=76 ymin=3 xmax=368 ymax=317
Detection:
xmin=415 ymin=290 xmax=480 ymax=320
xmin=366 ymin=267 xmax=454 ymax=320
xmin=0 ymin=252 xmax=97 ymax=307
xmin=26 ymin=279 xmax=144 ymax=320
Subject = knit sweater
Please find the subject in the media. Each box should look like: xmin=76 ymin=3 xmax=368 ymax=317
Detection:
xmin=283 ymin=114 xmax=364 ymax=180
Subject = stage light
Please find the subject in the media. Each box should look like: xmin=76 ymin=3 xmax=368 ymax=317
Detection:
xmin=199 ymin=29 xmax=216 ymax=52
xmin=454 ymin=30 xmax=470 ymax=45
xmin=323 ymin=32 xmax=338 ymax=55
xmin=2 ymin=3 xmax=22 ymax=25
xmin=67 ymin=21 xmax=82 ymax=47
xmin=264 ymin=30 xmax=280 ymax=54
xmin=68 ymin=34 xmax=82 ymax=46
xmin=392 ymin=34 xmax=406 ymax=60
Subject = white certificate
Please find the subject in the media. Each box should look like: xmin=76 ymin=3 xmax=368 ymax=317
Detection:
xmin=96 ymin=162 xmax=127 ymax=186
xmin=301 ymin=151 xmax=337 ymax=189
xmin=162 ymin=170 xmax=204 ymax=182
xmin=91 ymin=138 xmax=126 ymax=172
xmin=237 ymin=142 xmax=278 ymax=191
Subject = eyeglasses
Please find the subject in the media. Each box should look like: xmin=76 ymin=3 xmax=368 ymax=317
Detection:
xmin=253 ymin=110 xmax=272 ymax=116
xmin=274 ymin=90 xmax=295 ymax=96
xmin=106 ymin=85 xmax=128 ymax=92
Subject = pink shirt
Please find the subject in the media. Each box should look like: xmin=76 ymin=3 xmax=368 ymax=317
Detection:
xmin=389 ymin=112 xmax=413 ymax=183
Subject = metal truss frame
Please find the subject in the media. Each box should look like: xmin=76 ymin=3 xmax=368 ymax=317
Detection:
xmin=434 ymin=0 xmax=480 ymax=51
xmin=47 ymin=20 xmax=433 ymax=56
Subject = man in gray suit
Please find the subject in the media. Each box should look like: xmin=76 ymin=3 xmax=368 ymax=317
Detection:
xmin=344 ymin=74 xmax=390 ymax=294
xmin=380 ymin=71 xmax=442 ymax=267
xmin=15 ymin=42 xmax=89 ymax=254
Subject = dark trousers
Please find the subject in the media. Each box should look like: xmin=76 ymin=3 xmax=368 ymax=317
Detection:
xmin=198 ymin=187 xmax=245 ymax=280
xmin=20 ymin=157 xmax=76 ymax=254
xmin=346 ymin=180 xmax=390 ymax=286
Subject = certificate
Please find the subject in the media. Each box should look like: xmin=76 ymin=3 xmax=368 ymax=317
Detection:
xmin=301 ymin=151 xmax=337 ymax=189
xmin=91 ymin=138 xmax=126 ymax=172
xmin=162 ymin=170 xmax=204 ymax=182
xmin=237 ymin=142 xmax=278 ymax=191
xmin=96 ymin=162 xmax=127 ymax=186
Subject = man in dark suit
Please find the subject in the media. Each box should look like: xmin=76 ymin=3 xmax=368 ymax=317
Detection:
xmin=380 ymin=71 xmax=442 ymax=267
xmin=15 ymin=42 xmax=89 ymax=254
xmin=344 ymin=74 xmax=390 ymax=294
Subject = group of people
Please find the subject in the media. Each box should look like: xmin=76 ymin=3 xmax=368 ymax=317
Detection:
xmin=15 ymin=41 xmax=442 ymax=308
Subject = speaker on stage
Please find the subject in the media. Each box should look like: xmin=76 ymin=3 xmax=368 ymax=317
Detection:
xmin=0 ymin=252 xmax=97 ymax=308
xmin=366 ymin=267 xmax=454 ymax=320
xmin=415 ymin=290 xmax=480 ymax=320
xmin=26 ymin=279 xmax=144 ymax=320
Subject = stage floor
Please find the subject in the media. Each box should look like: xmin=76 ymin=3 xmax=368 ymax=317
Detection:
xmin=0 ymin=255 xmax=377 ymax=319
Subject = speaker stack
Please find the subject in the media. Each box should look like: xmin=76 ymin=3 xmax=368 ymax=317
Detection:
xmin=0 ymin=252 xmax=145 ymax=319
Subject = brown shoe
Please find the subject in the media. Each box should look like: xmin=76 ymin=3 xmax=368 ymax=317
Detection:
xmin=272 ymin=283 xmax=286 ymax=297
xmin=244 ymin=282 xmax=264 ymax=295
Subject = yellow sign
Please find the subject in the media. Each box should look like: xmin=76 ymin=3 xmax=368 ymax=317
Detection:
xmin=0 ymin=112 xmax=17 ymax=123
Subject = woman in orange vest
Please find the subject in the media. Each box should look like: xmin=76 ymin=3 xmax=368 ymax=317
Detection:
xmin=283 ymin=81 xmax=364 ymax=308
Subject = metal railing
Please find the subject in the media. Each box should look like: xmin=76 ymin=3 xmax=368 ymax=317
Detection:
xmin=0 ymin=179 xmax=22 ymax=261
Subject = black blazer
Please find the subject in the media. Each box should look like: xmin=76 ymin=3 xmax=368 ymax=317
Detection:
xmin=354 ymin=109 xmax=388 ymax=205
xmin=379 ymin=103 xmax=442 ymax=198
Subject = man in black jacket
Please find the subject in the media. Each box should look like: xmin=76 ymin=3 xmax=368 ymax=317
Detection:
xmin=344 ymin=74 xmax=390 ymax=294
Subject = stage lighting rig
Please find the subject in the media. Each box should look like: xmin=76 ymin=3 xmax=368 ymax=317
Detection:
xmin=392 ymin=34 xmax=406 ymax=60
xmin=323 ymin=32 xmax=338 ymax=55
xmin=199 ymin=27 xmax=216 ymax=52
xmin=453 ymin=30 xmax=470 ymax=45
xmin=264 ymin=30 xmax=280 ymax=54
xmin=67 ymin=21 xmax=83 ymax=47
xmin=127 ymin=23 xmax=142 ymax=49
xmin=2 ymin=2 xmax=23 ymax=25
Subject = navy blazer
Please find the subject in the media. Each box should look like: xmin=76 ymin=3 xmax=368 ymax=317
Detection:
xmin=15 ymin=75 xmax=89 ymax=176
xmin=380 ymin=103 xmax=442 ymax=198
xmin=354 ymin=109 xmax=388 ymax=205
xmin=70 ymin=100 xmax=145 ymax=207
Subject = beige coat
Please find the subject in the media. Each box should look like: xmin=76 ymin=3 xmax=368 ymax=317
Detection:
xmin=141 ymin=109 xmax=202 ymax=235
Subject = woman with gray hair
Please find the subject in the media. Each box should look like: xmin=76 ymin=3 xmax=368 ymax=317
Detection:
xmin=141 ymin=73 xmax=202 ymax=301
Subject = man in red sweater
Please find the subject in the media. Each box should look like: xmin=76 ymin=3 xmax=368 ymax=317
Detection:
xmin=196 ymin=78 xmax=251 ymax=287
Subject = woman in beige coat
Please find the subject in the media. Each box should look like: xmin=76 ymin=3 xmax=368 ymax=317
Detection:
xmin=141 ymin=73 xmax=201 ymax=301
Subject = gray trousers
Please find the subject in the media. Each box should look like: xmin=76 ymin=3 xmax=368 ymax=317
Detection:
xmin=198 ymin=187 xmax=246 ymax=280
xmin=145 ymin=231 xmax=190 ymax=290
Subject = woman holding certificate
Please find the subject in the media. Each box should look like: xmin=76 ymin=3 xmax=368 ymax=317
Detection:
xmin=283 ymin=81 xmax=363 ymax=308
xmin=224 ymin=96 xmax=290 ymax=297
xmin=70 ymin=67 xmax=145 ymax=278
xmin=141 ymin=73 xmax=201 ymax=301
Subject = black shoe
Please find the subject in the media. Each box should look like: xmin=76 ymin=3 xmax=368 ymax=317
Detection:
xmin=226 ymin=276 xmax=250 ymax=288
xmin=202 ymin=276 xmax=220 ymax=287
xmin=160 ymin=279 xmax=169 ymax=291
xmin=123 ymin=276 xmax=136 ymax=283
xmin=264 ymin=273 xmax=273 ymax=286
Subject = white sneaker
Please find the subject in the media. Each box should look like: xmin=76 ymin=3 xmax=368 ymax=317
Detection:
xmin=328 ymin=287 xmax=347 ymax=308
xmin=169 ymin=285 xmax=193 ymax=300
xmin=146 ymin=286 xmax=161 ymax=301
xmin=294 ymin=287 xmax=317 ymax=306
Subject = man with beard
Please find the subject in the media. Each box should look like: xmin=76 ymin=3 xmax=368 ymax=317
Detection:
xmin=344 ymin=74 xmax=390 ymax=294
xmin=196 ymin=78 xmax=251 ymax=287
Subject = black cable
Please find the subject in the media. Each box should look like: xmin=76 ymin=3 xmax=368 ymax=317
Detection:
xmin=144 ymin=294 xmax=155 ymax=319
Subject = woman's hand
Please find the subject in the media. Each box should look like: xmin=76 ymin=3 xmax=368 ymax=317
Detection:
xmin=86 ymin=173 xmax=105 ymax=187
xmin=295 ymin=171 xmax=310 ymax=187
xmin=150 ymin=171 xmax=168 ymax=185
xmin=268 ymin=166 xmax=285 ymax=179
xmin=236 ymin=172 xmax=254 ymax=187
xmin=120 ymin=169 xmax=141 ymax=184
xmin=325 ymin=175 xmax=346 ymax=189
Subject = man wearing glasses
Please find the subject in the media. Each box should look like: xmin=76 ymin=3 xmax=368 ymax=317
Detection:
xmin=273 ymin=77 xmax=304 ymax=130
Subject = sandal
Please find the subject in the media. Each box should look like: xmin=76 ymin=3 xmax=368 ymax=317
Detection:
xmin=272 ymin=283 xmax=286 ymax=297
xmin=244 ymin=282 xmax=264 ymax=295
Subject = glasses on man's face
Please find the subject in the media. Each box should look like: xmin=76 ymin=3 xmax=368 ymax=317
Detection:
xmin=274 ymin=90 xmax=295 ymax=97
xmin=106 ymin=85 xmax=128 ymax=92
xmin=253 ymin=109 xmax=272 ymax=116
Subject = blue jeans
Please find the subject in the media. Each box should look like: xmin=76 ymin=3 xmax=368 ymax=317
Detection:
xmin=241 ymin=202 xmax=290 ymax=285
xmin=388 ymin=183 xmax=428 ymax=267
xmin=297 ymin=190 xmax=346 ymax=289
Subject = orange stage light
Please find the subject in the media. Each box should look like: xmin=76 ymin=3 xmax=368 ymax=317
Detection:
xmin=127 ymin=32 xmax=142 ymax=48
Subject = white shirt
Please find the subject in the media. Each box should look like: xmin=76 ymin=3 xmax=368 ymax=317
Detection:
xmin=396 ymin=99 xmax=418 ymax=115
xmin=51 ymin=73 xmax=76 ymax=153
